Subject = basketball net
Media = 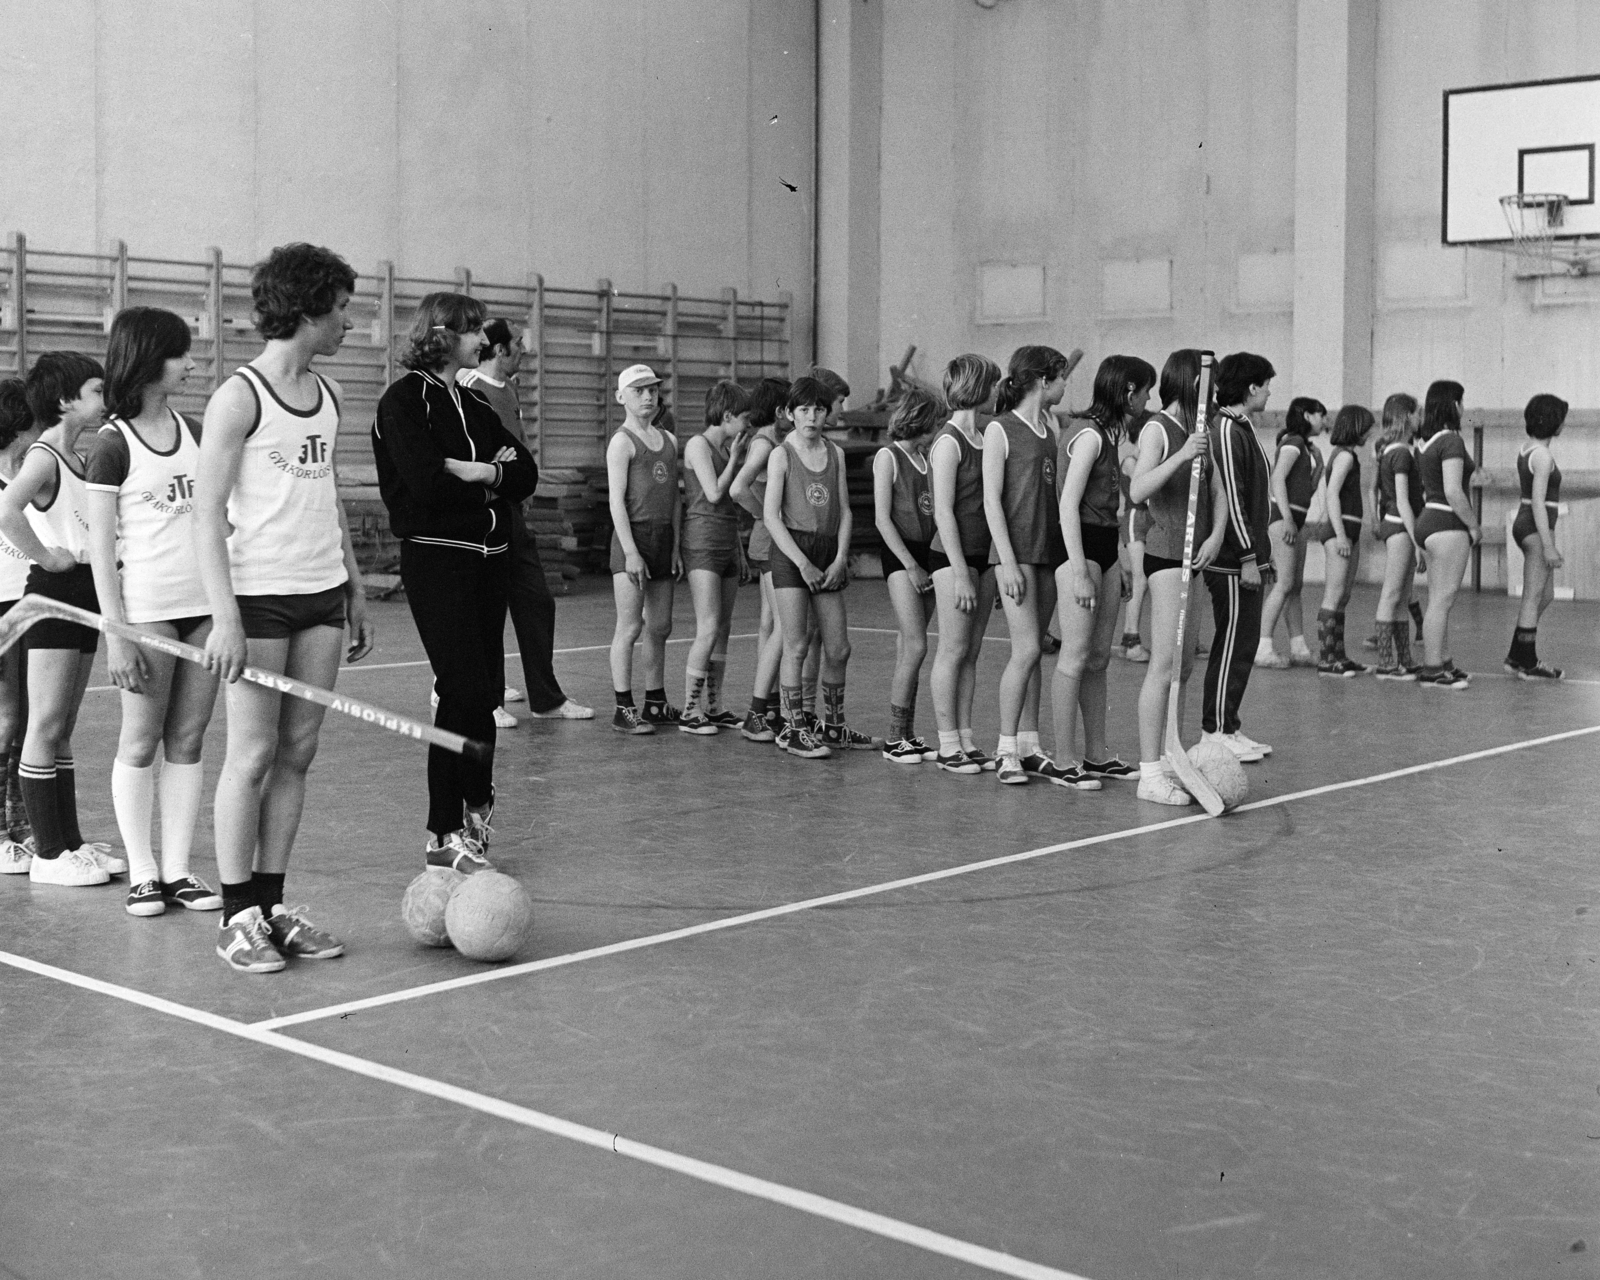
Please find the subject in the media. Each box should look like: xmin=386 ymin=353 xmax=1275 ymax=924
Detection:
xmin=1498 ymin=192 xmax=1597 ymax=277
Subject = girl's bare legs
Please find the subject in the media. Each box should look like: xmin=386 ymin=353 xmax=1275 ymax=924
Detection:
xmin=997 ymin=566 xmax=1046 ymax=743
xmin=1517 ymin=534 xmax=1555 ymax=630
xmin=1137 ymin=569 xmax=1203 ymax=764
xmin=886 ymin=571 xmax=933 ymax=740
xmin=1421 ymin=531 xmax=1471 ymax=669
xmin=1053 ymin=560 xmax=1123 ymax=764
xmin=609 ymin=573 xmax=646 ymax=695
xmin=1259 ymin=520 xmax=1301 ymax=656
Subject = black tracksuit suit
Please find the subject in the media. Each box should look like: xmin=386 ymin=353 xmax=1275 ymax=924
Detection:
xmin=373 ymin=369 xmax=538 ymax=837
xmin=1203 ymin=409 xmax=1272 ymax=736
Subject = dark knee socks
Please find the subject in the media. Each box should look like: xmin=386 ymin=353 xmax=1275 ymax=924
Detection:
xmin=55 ymin=757 xmax=82 ymax=849
xmin=1507 ymin=626 xmax=1538 ymax=668
xmin=1409 ymin=599 xmax=1424 ymax=640
xmin=18 ymin=762 xmax=64 ymax=858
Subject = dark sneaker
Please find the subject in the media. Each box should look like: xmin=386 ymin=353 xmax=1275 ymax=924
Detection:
xmin=425 ymin=831 xmax=493 ymax=875
xmin=934 ymin=751 xmax=981 ymax=775
xmin=882 ymin=738 xmax=924 ymax=764
xmin=677 ymin=709 xmax=719 ymax=735
xmin=1031 ymin=757 xmax=1104 ymax=791
xmin=216 ymin=906 xmax=285 ymax=974
xmin=740 ymin=710 xmax=775 ymax=742
xmin=1018 ymin=753 xmax=1054 ymax=776
xmin=1082 ymin=756 xmax=1138 ymax=780
xmin=161 ymin=875 xmax=222 ymax=911
xmin=821 ymin=722 xmax=882 ymax=751
xmin=1317 ymin=660 xmax=1364 ymax=678
xmin=1373 ymin=665 xmax=1418 ymax=682
xmin=1418 ymin=667 xmax=1470 ymax=690
xmin=706 ymin=709 xmax=741 ymax=729
xmin=126 ymin=879 xmax=166 ymax=917
xmin=612 ymin=705 xmax=655 ymax=735
xmin=963 ymin=747 xmax=998 ymax=772
xmin=1516 ymin=661 xmax=1563 ymax=681
xmin=904 ymin=736 xmax=939 ymax=762
xmin=641 ymin=700 xmax=681 ymax=727
xmin=782 ymin=723 xmax=833 ymax=760
xmin=1446 ymin=663 xmax=1471 ymax=682
xmin=463 ymin=798 xmax=494 ymax=853
xmin=267 ymin=905 xmax=345 ymax=960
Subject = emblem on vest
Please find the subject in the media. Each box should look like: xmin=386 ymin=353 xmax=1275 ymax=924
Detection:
xmin=1042 ymin=458 xmax=1055 ymax=485
xmin=806 ymin=482 xmax=829 ymax=508
xmin=167 ymin=474 xmax=194 ymax=503
xmin=652 ymin=460 xmax=669 ymax=484
xmin=269 ymin=432 xmax=333 ymax=480
xmin=143 ymin=472 xmax=194 ymax=515
xmin=917 ymin=492 xmax=934 ymax=515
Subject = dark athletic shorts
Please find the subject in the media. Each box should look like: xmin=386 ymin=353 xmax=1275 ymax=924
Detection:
xmin=1415 ymin=507 xmax=1470 ymax=542
xmin=609 ymin=520 xmax=674 ymax=581
xmin=928 ymin=540 xmax=992 ymax=575
xmin=24 ymin=563 xmax=99 ymax=653
xmin=237 ymin=584 xmax=348 ymax=640
xmin=1310 ymin=516 xmax=1362 ymax=543
xmin=1144 ymin=552 xmax=1184 ymax=578
xmin=1377 ymin=516 xmax=1409 ymax=541
xmin=681 ymin=518 xmax=740 ymax=579
xmin=880 ymin=539 xmax=931 ymax=580
xmin=748 ymin=557 xmax=770 ymax=578
xmin=771 ymin=529 xmax=844 ymax=592
xmin=1511 ymin=504 xmax=1557 ymax=546
xmin=1068 ymin=523 xmax=1120 ymax=572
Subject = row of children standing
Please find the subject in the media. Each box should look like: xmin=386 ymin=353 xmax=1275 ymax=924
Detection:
xmin=1253 ymin=381 xmax=1569 ymax=687
xmin=603 ymin=347 xmax=1283 ymax=805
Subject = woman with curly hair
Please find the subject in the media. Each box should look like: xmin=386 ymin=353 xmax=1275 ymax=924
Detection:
xmin=195 ymin=243 xmax=374 ymax=973
xmin=373 ymin=291 xmax=537 ymax=873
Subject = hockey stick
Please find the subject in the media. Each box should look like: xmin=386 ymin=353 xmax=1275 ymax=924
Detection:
xmin=1161 ymin=352 xmax=1227 ymax=817
xmin=0 ymin=596 xmax=489 ymax=761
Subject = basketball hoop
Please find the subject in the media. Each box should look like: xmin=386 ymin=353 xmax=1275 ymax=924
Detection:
xmin=1498 ymin=192 xmax=1599 ymax=276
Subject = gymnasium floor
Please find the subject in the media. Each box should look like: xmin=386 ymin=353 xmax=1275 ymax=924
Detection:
xmin=1 ymin=577 xmax=1596 ymax=1280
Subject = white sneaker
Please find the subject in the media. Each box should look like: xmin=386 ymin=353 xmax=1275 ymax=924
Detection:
xmin=504 ymin=685 xmax=524 ymax=703
xmin=493 ymin=706 xmax=519 ymax=729
xmin=1229 ymin=731 xmax=1273 ymax=758
xmin=81 ymin=842 xmax=128 ymax=876
xmin=28 ymin=846 xmax=110 ymax=886
xmin=527 ymin=699 xmax=595 ymax=720
xmin=1203 ymin=730 xmax=1264 ymax=763
xmin=1137 ymin=772 xmax=1194 ymax=805
xmin=0 ymin=837 xmax=32 ymax=874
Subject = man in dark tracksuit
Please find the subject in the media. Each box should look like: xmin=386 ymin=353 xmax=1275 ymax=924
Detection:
xmin=1203 ymin=352 xmax=1277 ymax=762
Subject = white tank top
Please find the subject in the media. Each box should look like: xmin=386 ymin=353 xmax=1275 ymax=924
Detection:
xmin=0 ymin=476 xmax=33 ymax=601
xmin=225 ymin=365 xmax=347 ymax=596
xmin=23 ymin=441 xmax=91 ymax=565
xmin=86 ymin=412 xmax=210 ymax=623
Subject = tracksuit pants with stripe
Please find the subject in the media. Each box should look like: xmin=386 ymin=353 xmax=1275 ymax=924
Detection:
xmin=1202 ymin=569 xmax=1262 ymax=736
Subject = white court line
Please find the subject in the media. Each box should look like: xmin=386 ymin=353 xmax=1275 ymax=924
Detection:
xmin=0 ymin=949 xmax=1089 ymax=1280
xmin=253 ymin=721 xmax=1600 ymax=1033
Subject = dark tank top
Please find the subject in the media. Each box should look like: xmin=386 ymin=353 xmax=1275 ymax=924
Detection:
xmin=986 ymin=410 xmax=1059 ymax=566
xmin=1416 ymin=429 xmax=1474 ymax=508
xmin=1277 ymin=433 xmax=1324 ymax=512
xmin=1142 ymin=411 xmax=1212 ymax=563
xmin=1376 ymin=442 xmax=1415 ymax=522
xmin=620 ymin=426 xmax=678 ymax=524
xmin=684 ymin=434 xmax=737 ymax=523
xmin=1517 ymin=443 xmax=1562 ymax=508
xmin=1059 ymin=417 xmax=1120 ymax=528
xmin=778 ymin=437 xmax=843 ymax=536
xmin=1329 ymin=444 xmax=1362 ymax=522
xmin=882 ymin=442 xmax=935 ymax=543
xmin=928 ymin=420 xmax=987 ymax=558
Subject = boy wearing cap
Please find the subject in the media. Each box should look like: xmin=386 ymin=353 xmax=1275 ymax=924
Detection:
xmin=606 ymin=365 xmax=681 ymax=733
xmin=458 ymin=321 xmax=593 ymax=724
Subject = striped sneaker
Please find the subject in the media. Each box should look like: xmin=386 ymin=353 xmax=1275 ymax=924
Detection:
xmin=1082 ymin=756 xmax=1138 ymax=780
xmin=706 ymin=709 xmax=742 ymax=729
xmin=1514 ymin=661 xmax=1563 ymax=681
xmin=1028 ymin=756 xmax=1103 ymax=791
xmin=934 ymin=751 xmax=981 ymax=775
xmin=994 ymin=753 xmax=1028 ymax=785
xmin=267 ymin=905 xmax=345 ymax=960
xmin=677 ymin=708 xmax=719 ymax=735
xmin=881 ymin=738 xmax=925 ymax=764
xmin=216 ymin=906 xmax=285 ymax=974
xmin=962 ymin=747 xmax=998 ymax=772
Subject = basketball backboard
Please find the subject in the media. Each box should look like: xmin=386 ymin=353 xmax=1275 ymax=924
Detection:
xmin=1442 ymin=73 xmax=1600 ymax=245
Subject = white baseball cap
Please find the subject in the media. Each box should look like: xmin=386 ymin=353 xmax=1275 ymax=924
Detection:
xmin=617 ymin=364 xmax=662 ymax=391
